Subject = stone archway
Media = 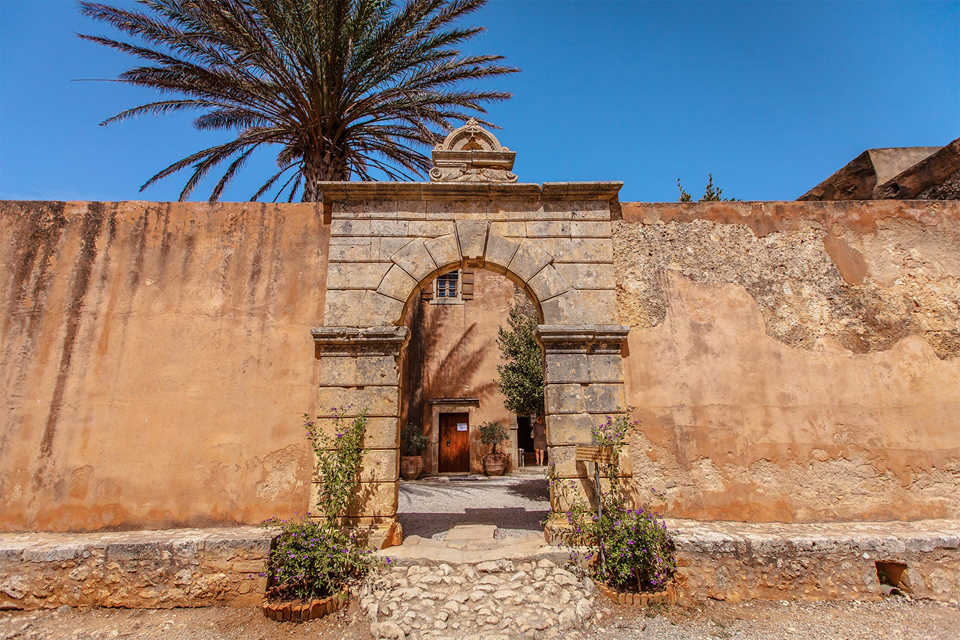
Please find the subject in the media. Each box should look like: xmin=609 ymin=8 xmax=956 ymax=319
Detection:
xmin=310 ymin=122 xmax=629 ymax=545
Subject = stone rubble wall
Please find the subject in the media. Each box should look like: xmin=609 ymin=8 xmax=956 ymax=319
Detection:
xmin=1 ymin=520 xmax=958 ymax=612
xmin=669 ymin=518 xmax=960 ymax=603
xmin=0 ymin=527 xmax=273 ymax=610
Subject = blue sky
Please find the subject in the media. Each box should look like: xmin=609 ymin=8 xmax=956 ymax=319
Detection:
xmin=1 ymin=1 xmax=957 ymax=203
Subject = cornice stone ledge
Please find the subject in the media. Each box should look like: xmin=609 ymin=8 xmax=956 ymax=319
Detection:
xmin=313 ymin=181 xmax=623 ymax=202
xmin=311 ymin=326 xmax=409 ymax=348
xmin=536 ymin=324 xmax=630 ymax=346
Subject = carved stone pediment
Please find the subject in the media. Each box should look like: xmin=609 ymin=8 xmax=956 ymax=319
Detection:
xmin=430 ymin=119 xmax=518 ymax=183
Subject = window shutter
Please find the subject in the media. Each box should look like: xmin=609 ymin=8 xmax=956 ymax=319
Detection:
xmin=461 ymin=268 xmax=474 ymax=300
xmin=421 ymin=279 xmax=434 ymax=301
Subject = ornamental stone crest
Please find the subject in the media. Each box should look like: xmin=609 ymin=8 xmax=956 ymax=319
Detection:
xmin=429 ymin=119 xmax=518 ymax=183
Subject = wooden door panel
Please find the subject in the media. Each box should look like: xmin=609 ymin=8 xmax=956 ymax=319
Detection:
xmin=438 ymin=412 xmax=470 ymax=472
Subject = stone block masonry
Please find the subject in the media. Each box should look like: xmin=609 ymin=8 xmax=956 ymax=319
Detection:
xmin=320 ymin=181 xmax=623 ymax=327
xmin=316 ymin=181 xmax=629 ymax=533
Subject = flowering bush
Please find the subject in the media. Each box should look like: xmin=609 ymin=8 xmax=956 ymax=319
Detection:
xmin=303 ymin=407 xmax=367 ymax=525
xmin=263 ymin=518 xmax=374 ymax=602
xmin=551 ymin=413 xmax=677 ymax=593
xmin=566 ymin=503 xmax=676 ymax=592
xmin=263 ymin=407 xmax=374 ymax=602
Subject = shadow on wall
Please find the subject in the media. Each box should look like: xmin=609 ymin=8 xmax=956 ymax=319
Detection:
xmin=400 ymin=295 xmax=499 ymax=434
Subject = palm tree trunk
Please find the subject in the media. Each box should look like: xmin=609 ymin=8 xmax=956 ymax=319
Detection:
xmin=302 ymin=145 xmax=350 ymax=202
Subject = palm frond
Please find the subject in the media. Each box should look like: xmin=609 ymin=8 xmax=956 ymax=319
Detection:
xmin=80 ymin=0 xmax=518 ymax=201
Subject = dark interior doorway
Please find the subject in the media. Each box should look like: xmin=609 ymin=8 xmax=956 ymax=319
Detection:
xmin=516 ymin=416 xmax=547 ymax=466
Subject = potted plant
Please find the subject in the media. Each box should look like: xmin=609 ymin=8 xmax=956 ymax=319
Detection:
xmin=400 ymin=423 xmax=429 ymax=480
xmin=261 ymin=518 xmax=369 ymax=621
xmin=479 ymin=420 xmax=509 ymax=476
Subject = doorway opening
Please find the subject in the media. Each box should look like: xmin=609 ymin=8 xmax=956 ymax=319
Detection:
xmin=515 ymin=416 xmax=548 ymax=467
xmin=396 ymin=266 xmax=548 ymax=539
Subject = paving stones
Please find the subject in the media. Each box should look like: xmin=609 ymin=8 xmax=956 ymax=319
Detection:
xmin=360 ymin=559 xmax=599 ymax=640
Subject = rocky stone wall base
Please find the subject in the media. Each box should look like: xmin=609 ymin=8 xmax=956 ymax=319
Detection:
xmin=2 ymin=520 xmax=958 ymax=612
xmin=670 ymin=519 xmax=960 ymax=603
xmin=0 ymin=527 xmax=274 ymax=610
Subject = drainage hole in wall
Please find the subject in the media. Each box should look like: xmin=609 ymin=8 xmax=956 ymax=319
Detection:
xmin=875 ymin=560 xmax=912 ymax=597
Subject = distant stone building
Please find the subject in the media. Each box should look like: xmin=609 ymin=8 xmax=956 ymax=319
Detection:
xmin=799 ymin=136 xmax=960 ymax=200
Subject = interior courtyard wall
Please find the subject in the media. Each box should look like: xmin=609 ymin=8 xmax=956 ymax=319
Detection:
xmin=616 ymin=200 xmax=960 ymax=522
xmin=0 ymin=201 xmax=328 ymax=532
xmin=401 ymin=270 xmax=527 ymax=474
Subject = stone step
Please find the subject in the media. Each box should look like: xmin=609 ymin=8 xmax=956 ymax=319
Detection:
xmin=362 ymin=557 xmax=598 ymax=640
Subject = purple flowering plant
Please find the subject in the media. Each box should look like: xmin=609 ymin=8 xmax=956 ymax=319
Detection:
xmin=551 ymin=413 xmax=676 ymax=593
xmin=304 ymin=407 xmax=367 ymax=525
xmin=262 ymin=517 xmax=373 ymax=602
xmin=261 ymin=407 xmax=374 ymax=602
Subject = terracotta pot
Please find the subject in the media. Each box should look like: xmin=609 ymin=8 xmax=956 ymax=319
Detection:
xmin=262 ymin=589 xmax=349 ymax=623
xmin=597 ymin=582 xmax=676 ymax=607
xmin=482 ymin=454 xmax=507 ymax=476
xmin=400 ymin=455 xmax=424 ymax=480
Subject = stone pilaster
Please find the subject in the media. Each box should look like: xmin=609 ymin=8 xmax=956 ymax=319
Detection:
xmin=311 ymin=326 xmax=407 ymax=543
xmin=537 ymin=325 xmax=630 ymax=511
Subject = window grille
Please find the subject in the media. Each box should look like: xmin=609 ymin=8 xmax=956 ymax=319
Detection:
xmin=436 ymin=271 xmax=459 ymax=298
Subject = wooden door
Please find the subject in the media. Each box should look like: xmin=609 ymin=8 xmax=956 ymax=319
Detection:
xmin=438 ymin=412 xmax=470 ymax=472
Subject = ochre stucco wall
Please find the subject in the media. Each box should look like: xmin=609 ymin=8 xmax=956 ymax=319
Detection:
xmin=3 ymin=198 xmax=959 ymax=532
xmin=617 ymin=200 xmax=960 ymax=522
xmin=1 ymin=201 xmax=329 ymax=532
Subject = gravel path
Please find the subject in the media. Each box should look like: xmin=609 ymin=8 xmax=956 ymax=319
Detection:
xmin=598 ymin=598 xmax=960 ymax=640
xmin=2 ymin=598 xmax=958 ymax=639
xmin=397 ymin=474 xmax=549 ymax=539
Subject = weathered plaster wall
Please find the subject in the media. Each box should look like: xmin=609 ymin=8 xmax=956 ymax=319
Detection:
xmin=0 ymin=201 xmax=329 ymax=532
xmin=617 ymin=200 xmax=960 ymax=522
xmin=5 ymin=196 xmax=959 ymax=532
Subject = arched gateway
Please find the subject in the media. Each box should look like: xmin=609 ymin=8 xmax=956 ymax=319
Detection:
xmin=310 ymin=122 xmax=629 ymax=545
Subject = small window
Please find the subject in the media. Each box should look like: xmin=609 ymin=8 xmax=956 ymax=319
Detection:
xmin=436 ymin=271 xmax=459 ymax=298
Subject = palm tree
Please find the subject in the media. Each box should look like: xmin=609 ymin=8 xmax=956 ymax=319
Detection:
xmin=79 ymin=0 xmax=517 ymax=202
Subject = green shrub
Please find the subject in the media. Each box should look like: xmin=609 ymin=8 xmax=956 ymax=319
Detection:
xmin=496 ymin=303 xmax=544 ymax=417
xmin=401 ymin=422 xmax=429 ymax=456
xmin=263 ymin=408 xmax=375 ymax=602
xmin=478 ymin=420 xmax=508 ymax=455
xmin=566 ymin=503 xmax=676 ymax=592
xmin=551 ymin=413 xmax=677 ymax=593
xmin=304 ymin=408 xmax=367 ymax=526
xmin=263 ymin=518 xmax=374 ymax=602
